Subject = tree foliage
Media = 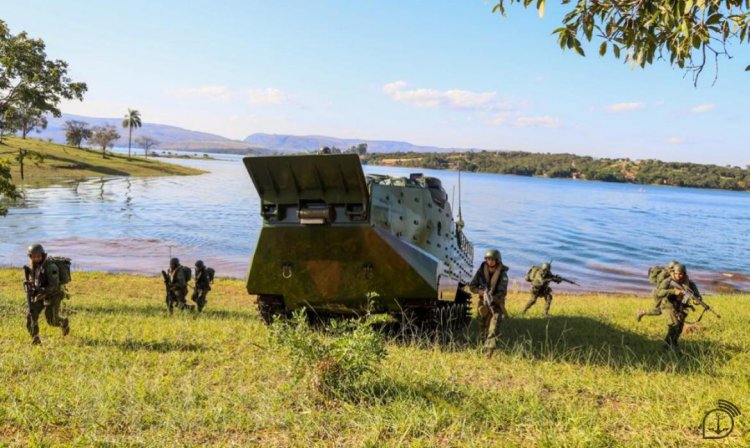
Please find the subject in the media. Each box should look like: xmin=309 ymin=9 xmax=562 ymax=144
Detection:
xmin=7 ymin=106 xmax=48 ymax=139
xmin=64 ymin=120 xmax=92 ymax=148
xmin=0 ymin=19 xmax=87 ymax=139
xmin=366 ymin=150 xmax=750 ymax=191
xmin=90 ymin=124 xmax=120 ymax=158
xmin=492 ymin=0 xmax=750 ymax=83
xmin=134 ymin=135 xmax=159 ymax=158
xmin=0 ymin=159 xmax=19 ymax=216
xmin=122 ymin=108 xmax=142 ymax=160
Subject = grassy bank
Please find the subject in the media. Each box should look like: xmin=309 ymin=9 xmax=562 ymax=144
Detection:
xmin=0 ymin=269 xmax=747 ymax=446
xmin=0 ymin=136 xmax=204 ymax=185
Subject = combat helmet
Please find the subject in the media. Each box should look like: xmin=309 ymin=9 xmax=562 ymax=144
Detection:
xmin=667 ymin=260 xmax=679 ymax=271
xmin=672 ymin=263 xmax=687 ymax=274
xmin=541 ymin=262 xmax=551 ymax=272
xmin=484 ymin=249 xmax=502 ymax=263
xmin=170 ymin=257 xmax=180 ymax=268
xmin=27 ymin=243 xmax=46 ymax=257
xmin=195 ymin=260 xmax=205 ymax=269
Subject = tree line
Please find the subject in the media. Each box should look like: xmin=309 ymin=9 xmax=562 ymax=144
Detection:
xmin=365 ymin=151 xmax=750 ymax=191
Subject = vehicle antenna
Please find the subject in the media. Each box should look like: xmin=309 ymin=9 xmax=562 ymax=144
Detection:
xmin=457 ymin=162 xmax=464 ymax=230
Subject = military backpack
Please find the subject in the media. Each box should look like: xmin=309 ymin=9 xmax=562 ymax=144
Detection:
xmin=46 ymin=257 xmax=72 ymax=285
xmin=525 ymin=266 xmax=541 ymax=282
xmin=206 ymin=267 xmax=215 ymax=283
xmin=647 ymin=265 xmax=669 ymax=285
xmin=182 ymin=265 xmax=192 ymax=282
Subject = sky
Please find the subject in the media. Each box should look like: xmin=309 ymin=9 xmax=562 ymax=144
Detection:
xmin=2 ymin=0 xmax=749 ymax=165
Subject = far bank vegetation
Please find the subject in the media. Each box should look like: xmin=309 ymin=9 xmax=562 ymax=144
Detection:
xmin=365 ymin=151 xmax=750 ymax=191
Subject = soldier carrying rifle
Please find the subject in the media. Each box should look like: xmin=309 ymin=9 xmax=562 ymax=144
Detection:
xmin=468 ymin=249 xmax=509 ymax=359
xmin=523 ymin=261 xmax=578 ymax=317
xmin=23 ymin=244 xmax=71 ymax=345
xmin=653 ymin=263 xmax=719 ymax=352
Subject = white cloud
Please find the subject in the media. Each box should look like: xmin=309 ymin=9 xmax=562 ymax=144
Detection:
xmin=247 ymin=88 xmax=289 ymax=105
xmin=664 ymin=136 xmax=685 ymax=145
xmin=606 ymin=102 xmax=645 ymax=113
xmin=165 ymin=85 xmax=234 ymax=102
xmin=488 ymin=112 xmax=511 ymax=126
xmin=382 ymin=80 xmax=496 ymax=109
xmin=513 ymin=116 xmax=561 ymax=128
xmin=690 ymin=103 xmax=715 ymax=113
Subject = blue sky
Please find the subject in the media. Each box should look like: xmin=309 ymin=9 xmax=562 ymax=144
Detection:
xmin=2 ymin=0 xmax=749 ymax=165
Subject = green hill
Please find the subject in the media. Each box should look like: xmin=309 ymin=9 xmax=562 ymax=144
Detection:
xmin=0 ymin=136 xmax=204 ymax=186
xmin=0 ymin=269 xmax=746 ymax=446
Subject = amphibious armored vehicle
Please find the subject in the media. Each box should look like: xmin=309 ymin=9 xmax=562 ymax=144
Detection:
xmin=243 ymin=153 xmax=474 ymax=324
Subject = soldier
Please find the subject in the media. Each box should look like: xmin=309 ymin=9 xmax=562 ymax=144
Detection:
xmin=168 ymin=257 xmax=193 ymax=311
xmin=522 ymin=262 xmax=560 ymax=317
xmin=24 ymin=244 xmax=69 ymax=345
xmin=653 ymin=263 xmax=702 ymax=351
xmin=469 ymin=249 xmax=509 ymax=358
xmin=637 ymin=260 xmax=679 ymax=321
xmin=192 ymin=260 xmax=212 ymax=312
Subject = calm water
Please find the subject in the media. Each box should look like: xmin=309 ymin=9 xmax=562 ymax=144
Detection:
xmin=1 ymin=154 xmax=748 ymax=294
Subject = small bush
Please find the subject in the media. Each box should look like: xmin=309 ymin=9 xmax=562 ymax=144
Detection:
xmin=270 ymin=310 xmax=387 ymax=400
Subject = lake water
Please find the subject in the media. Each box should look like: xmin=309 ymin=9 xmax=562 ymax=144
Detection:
xmin=1 ymin=153 xmax=748 ymax=294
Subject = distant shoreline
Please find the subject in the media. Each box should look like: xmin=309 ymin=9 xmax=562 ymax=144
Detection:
xmin=363 ymin=151 xmax=750 ymax=193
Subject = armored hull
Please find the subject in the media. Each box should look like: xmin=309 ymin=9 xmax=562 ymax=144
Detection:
xmin=243 ymin=154 xmax=474 ymax=322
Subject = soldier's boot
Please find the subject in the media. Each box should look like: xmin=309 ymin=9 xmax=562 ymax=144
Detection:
xmin=61 ymin=319 xmax=70 ymax=337
xmin=484 ymin=347 xmax=494 ymax=359
xmin=544 ymin=295 xmax=552 ymax=317
xmin=32 ymin=335 xmax=41 ymax=345
xmin=636 ymin=310 xmax=646 ymax=322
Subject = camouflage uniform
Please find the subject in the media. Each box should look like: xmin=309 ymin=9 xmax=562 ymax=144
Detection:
xmin=27 ymin=257 xmax=69 ymax=343
xmin=192 ymin=262 xmax=211 ymax=312
xmin=639 ymin=261 xmax=679 ymax=319
xmin=522 ymin=265 xmax=560 ymax=316
xmin=654 ymin=274 xmax=700 ymax=350
xmin=469 ymin=259 xmax=509 ymax=355
xmin=169 ymin=264 xmax=189 ymax=310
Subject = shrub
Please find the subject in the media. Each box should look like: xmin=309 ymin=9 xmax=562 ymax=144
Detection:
xmin=270 ymin=310 xmax=387 ymax=400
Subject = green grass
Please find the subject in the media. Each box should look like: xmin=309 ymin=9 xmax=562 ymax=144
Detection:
xmin=0 ymin=269 xmax=748 ymax=446
xmin=0 ymin=136 xmax=204 ymax=186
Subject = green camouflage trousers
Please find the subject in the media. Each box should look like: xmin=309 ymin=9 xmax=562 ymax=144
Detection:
xmin=192 ymin=288 xmax=208 ymax=312
xmin=641 ymin=296 xmax=663 ymax=317
xmin=478 ymin=297 xmax=505 ymax=350
xmin=663 ymin=303 xmax=687 ymax=347
xmin=523 ymin=287 xmax=553 ymax=315
xmin=26 ymin=293 xmax=69 ymax=338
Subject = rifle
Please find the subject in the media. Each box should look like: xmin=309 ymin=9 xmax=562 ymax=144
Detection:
xmin=479 ymin=279 xmax=494 ymax=310
xmin=161 ymin=270 xmax=176 ymax=313
xmin=23 ymin=265 xmax=35 ymax=311
xmin=550 ymin=275 xmax=580 ymax=286
xmin=669 ymin=279 xmax=721 ymax=322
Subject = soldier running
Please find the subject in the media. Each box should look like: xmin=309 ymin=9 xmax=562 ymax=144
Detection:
xmin=168 ymin=257 xmax=193 ymax=311
xmin=522 ymin=262 xmax=560 ymax=317
xmin=469 ymin=249 xmax=509 ymax=359
xmin=653 ymin=263 xmax=703 ymax=352
xmin=637 ymin=260 xmax=679 ymax=321
xmin=24 ymin=244 xmax=70 ymax=345
xmin=192 ymin=260 xmax=212 ymax=312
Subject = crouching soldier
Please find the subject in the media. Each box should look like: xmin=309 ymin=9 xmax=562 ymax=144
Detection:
xmin=469 ymin=249 xmax=509 ymax=359
xmin=24 ymin=244 xmax=70 ymax=345
xmin=192 ymin=260 xmax=214 ymax=312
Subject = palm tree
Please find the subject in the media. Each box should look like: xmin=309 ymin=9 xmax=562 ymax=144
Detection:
xmin=122 ymin=109 xmax=142 ymax=160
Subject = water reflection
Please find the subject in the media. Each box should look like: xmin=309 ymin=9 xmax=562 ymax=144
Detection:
xmin=0 ymin=154 xmax=748 ymax=294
